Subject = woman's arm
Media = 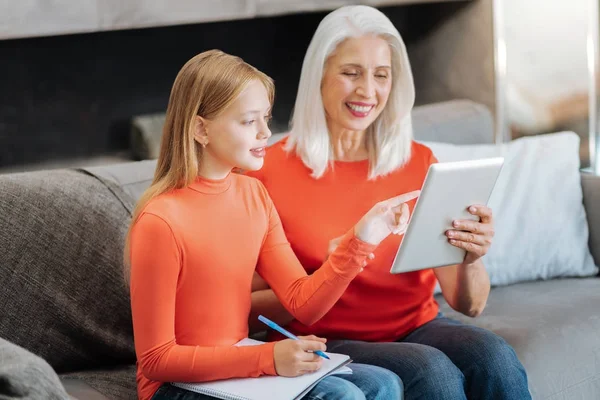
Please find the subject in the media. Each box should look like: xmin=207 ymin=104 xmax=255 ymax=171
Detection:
xmin=434 ymin=260 xmax=490 ymax=317
xmin=130 ymin=213 xmax=277 ymax=382
xmin=434 ymin=204 xmax=494 ymax=317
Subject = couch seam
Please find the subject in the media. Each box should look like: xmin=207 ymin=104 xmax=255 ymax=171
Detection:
xmin=74 ymin=168 xmax=135 ymax=216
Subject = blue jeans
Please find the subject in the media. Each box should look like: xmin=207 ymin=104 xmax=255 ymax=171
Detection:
xmin=151 ymin=363 xmax=402 ymax=400
xmin=325 ymin=314 xmax=531 ymax=400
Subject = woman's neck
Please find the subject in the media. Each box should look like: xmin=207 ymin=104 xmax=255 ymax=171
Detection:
xmin=329 ymin=126 xmax=369 ymax=162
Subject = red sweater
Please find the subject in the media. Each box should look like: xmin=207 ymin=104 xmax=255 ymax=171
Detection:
xmin=129 ymin=174 xmax=376 ymax=400
xmin=248 ymin=139 xmax=439 ymax=342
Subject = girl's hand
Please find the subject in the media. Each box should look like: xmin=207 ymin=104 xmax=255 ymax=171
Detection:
xmin=273 ymin=335 xmax=327 ymax=376
xmin=354 ymin=190 xmax=420 ymax=246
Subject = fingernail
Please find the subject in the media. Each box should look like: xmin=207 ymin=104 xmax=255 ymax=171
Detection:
xmin=453 ymin=221 xmax=459 ymax=227
xmin=450 ymin=239 xmax=456 ymax=244
xmin=470 ymin=206 xmax=477 ymax=212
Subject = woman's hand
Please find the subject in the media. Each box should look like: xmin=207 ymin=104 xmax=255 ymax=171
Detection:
xmin=446 ymin=205 xmax=495 ymax=265
xmin=273 ymin=335 xmax=327 ymax=377
xmin=353 ymin=190 xmax=420 ymax=246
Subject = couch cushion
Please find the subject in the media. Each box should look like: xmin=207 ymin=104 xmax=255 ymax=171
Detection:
xmin=0 ymin=169 xmax=135 ymax=373
xmin=437 ymin=278 xmax=600 ymax=400
xmin=60 ymin=365 xmax=137 ymax=400
xmin=411 ymin=100 xmax=494 ymax=145
xmin=61 ymin=378 xmax=111 ymax=400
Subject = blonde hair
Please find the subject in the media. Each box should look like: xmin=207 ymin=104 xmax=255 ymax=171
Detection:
xmin=123 ymin=50 xmax=274 ymax=281
xmin=285 ymin=5 xmax=415 ymax=179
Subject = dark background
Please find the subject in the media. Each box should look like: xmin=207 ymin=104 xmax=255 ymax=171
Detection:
xmin=0 ymin=3 xmax=461 ymax=168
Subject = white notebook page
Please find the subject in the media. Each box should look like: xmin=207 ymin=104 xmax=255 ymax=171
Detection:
xmin=171 ymin=338 xmax=353 ymax=400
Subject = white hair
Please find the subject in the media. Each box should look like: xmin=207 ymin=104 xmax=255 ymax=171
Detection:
xmin=285 ymin=5 xmax=415 ymax=180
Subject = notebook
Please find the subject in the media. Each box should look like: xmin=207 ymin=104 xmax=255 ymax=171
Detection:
xmin=171 ymin=338 xmax=353 ymax=400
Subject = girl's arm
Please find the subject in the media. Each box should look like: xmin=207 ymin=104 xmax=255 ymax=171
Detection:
xmin=255 ymin=198 xmax=376 ymax=326
xmin=130 ymin=213 xmax=277 ymax=382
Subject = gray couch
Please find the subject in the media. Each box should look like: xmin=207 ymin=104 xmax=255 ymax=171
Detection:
xmin=1 ymin=100 xmax=598 ymax=399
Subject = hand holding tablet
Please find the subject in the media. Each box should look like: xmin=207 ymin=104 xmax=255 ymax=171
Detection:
xmin=390 ymin=157 xmax=504 ymax=274
xmin=446 ymin=203 xmax=496 ymax=266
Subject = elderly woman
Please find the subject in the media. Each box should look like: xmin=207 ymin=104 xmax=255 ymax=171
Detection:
xmin=248 ymin=5 xmax=531 ymax=400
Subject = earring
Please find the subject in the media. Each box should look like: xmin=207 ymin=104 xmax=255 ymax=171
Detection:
xmin=202 ymin=127 xmax=209 ymax=148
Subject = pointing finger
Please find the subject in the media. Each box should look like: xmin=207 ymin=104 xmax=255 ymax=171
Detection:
xmin=398 ymin=203 xmax=409 ymax=225
xmin=385 ymin=190 xmax=420 ymax=208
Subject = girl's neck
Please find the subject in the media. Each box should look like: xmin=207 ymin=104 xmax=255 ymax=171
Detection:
xmin=198 ymin=151 xmax=232 ymax=180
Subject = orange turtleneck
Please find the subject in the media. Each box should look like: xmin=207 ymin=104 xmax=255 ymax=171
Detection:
xmin=129 ymin=173 xmax=376 ymax=400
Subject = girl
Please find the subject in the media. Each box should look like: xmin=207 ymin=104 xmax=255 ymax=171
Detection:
xmin=127 ymin=50 xmax=416 ymax=400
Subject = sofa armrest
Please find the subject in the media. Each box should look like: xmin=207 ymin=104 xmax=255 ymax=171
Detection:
xmin=582 ymin=172 xmax=600 ymax=266
xmin=79 ymin=160 xmax=157 ymax=207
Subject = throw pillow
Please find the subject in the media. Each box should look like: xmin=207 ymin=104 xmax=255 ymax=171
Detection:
xmin=0 ymin=338 xmax=68 ymax=399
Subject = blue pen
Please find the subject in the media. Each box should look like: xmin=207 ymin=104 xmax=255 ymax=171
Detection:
xmin=258 ymin=315 xmax=330 ymax=360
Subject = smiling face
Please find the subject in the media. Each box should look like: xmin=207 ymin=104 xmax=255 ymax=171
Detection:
xmin=320 ymin=35 xmax=393 ymax=135
xmin=200 ymin=79 xmax=272 ymax=173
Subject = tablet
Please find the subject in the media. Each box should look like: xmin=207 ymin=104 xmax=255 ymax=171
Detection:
xmin=390 ymin=157 xmax=504 ymax=274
